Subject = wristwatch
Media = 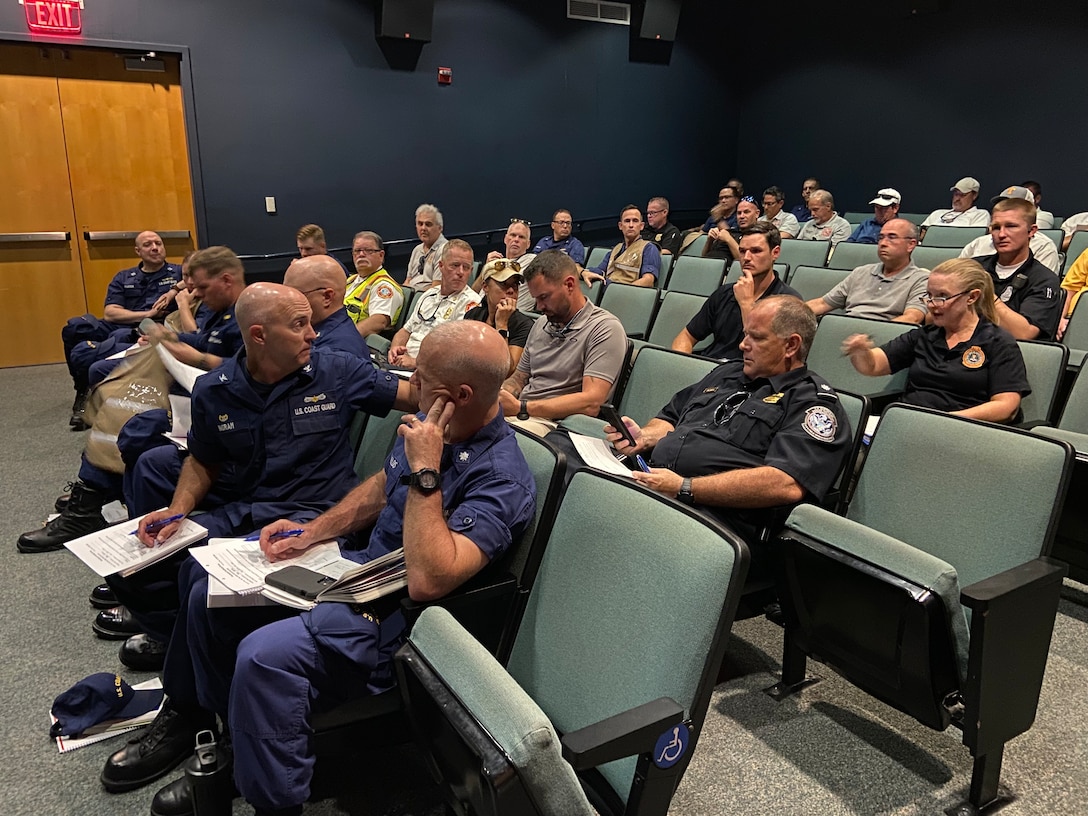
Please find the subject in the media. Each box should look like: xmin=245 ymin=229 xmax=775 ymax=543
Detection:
xmin=400 ymin=468 xmax=441 ymax=493
xmin=497 ymin=328 xmax=509 ymax=339
xmin=517 ymin=400 xmax=530 ymax=421
xmin=676 ymin=477 xmax=695 ymax=506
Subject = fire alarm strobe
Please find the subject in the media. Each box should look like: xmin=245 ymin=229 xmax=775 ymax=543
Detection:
xmin=438 ymin=67 xmax=452 ymax=86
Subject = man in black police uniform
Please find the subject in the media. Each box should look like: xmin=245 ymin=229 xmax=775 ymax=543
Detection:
xmin=975 ymin=194 xmax=1061 ymax=340
xmin=672 ymin=222 xmax=799 ymax=362
xmin=611 ymin=295 xmax=852 ymax=549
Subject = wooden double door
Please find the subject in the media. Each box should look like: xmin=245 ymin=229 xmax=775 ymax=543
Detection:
xmin=0 ymin=42 xmax=197 ymax=368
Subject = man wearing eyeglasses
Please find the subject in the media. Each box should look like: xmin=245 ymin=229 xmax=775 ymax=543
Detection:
xmin=612 ymin=295 xmax=852 ymax=549
xmin=532 ymin=209 xmax=586 ymax=266
xmin=344 ymin=231 xmax=404 ymax=338
xmin=389 ymin=240 xmax=481 ymax=368
xmin=846 ymin=188 xmax=902 ymax=244
xmin=404 ymin=204 xmax=448 ymax=291
xmin=674 ymin=223 xmax=799 ymax=360
xmin=285 ymin=255 xmax=367 ymax=356
xmin=500 ymin=251 xmax=627 ymax=432
xmin=761 ymin=187 xmax=800 ymax=239
xmin=920 ymin=178 xmax=990 ymax=239
xmin=643 ymin=197 xmax=682 ymax=256
xmin=581 ymin=205 xmax=661 ymax=288
xmin=806 ymin=219 xmax=929 ymax=324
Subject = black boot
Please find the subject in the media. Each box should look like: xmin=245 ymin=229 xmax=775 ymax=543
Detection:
xmin=70 ymin=388 xmax=89 ymax=430
xmin=101 ymin=702 xmax=216 ymax=794
xmin=150 ymin=733 xmax=236 ymax=816
xmin=17 ymin=481 xmax=108 ymax=553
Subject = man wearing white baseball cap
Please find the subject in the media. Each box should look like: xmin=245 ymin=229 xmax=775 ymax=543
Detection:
xmin=920 ymin=177 xmax=991 ymax=237
xmin=845 ymin=187 xmax=902 ymax=244
xmin=959 ymin=185 xmax=1061 ymax=275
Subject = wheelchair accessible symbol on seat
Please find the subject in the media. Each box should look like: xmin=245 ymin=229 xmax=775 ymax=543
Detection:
xmin=653 ymin=724 xmax=688 ymax=768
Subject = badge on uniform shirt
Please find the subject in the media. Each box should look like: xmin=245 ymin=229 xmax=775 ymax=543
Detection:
xmin=802 ymin=406 xmax=838 ymax=442
xmin=701 ymin=387 xmax=719 ymax=394
xmin=655 ymin=233 xmax=664 ymax=241
xmin=458 ymin=451 xmax=470 ymax=462
xmin=962 ymin=346 xmax=985 ymax=369
xmin=376 ymin=284 xmax=393 ymax=299
xmin=763 ymin=393 xmax=783 ymax=404
xmin=999 ymin=287 xmax=1013 ymax=303
xmin=219 ymin=414 xmax=229 ymax=422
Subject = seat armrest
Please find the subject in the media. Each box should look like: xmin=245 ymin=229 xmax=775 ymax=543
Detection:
xmin=869 ymin=390 xmax=905 ymax=414
xmin=1016 ymin=419 xmax=1052 ymax=430
xmin=400 ymin=573 xmax=517 ymax=627
xmin=959 ymin=557 xmax=1068 ymax=755
xmin=560 ymin=697 xmax=683 ymax=771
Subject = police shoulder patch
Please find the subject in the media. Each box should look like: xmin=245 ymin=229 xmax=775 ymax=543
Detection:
xmin=375 ymin=284 xmax=393 ymax=299
xmin=802 ymin=405 xmax=837 ymax=442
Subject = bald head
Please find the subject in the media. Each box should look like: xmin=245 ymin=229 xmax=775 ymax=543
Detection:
xmin=236 ymin=282 xmax=308 ymax=335
xmin=284 ymin=255 xmax=348 ymax=324
xmin=418 ymin=321 xmax=510 ymax=407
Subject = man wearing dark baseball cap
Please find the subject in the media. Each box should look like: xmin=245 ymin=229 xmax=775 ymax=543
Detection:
xmin=846 ymin=187 xmax=902 ymax=244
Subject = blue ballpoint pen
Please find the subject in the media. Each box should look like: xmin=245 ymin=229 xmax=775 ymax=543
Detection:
xmin=131 ymin=513 xmax=185 ymax=536
xmin=635 ymin=455 xmax=652 ymax=473
xmin=244 ymin=529 xmax=305 ymax=542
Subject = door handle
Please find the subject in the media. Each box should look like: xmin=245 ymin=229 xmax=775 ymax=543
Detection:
xmin=84 ymin=230 xmax=191 ymax=241
xmin=0 ymin=231 xmax=71 ymax=242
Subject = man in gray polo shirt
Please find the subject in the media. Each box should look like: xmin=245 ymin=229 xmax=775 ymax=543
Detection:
xmin=499 ymin=250 xmax=627 ymax=431
xmin=806 ymin=218 xmax=929 ymax=324
xmin=796 ymin=189 xmax=852 ymax=246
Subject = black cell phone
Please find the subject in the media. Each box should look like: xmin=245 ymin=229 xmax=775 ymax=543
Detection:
xmin=265 ymin=565 xmax=336 ymax=599
xmin=599 ymin=403 xmax=636 ymax=447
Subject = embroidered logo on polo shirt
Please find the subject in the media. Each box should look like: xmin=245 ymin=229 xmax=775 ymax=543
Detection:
xmin=376 ymin=284 xmax=394 ymax=299
xmin=802 ymin=406 xmax=837 ymax=442
xmin=962 ymin=346 xmax=985 ymax=369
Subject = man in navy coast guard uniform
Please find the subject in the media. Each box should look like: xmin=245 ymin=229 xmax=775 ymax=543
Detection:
xmin=102 ymin=320 xmax=535 ymax=816
xmin=62 ymin=230 xmax=183 ymax=428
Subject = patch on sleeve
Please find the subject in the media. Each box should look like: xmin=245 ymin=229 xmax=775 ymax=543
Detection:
xmin=802 ymin=406 xmax=838 ymax=442
xmin=375 ymin=284 xmax=393 ymax=299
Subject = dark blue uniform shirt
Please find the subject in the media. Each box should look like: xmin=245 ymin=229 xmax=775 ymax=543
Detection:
xmin=313 ymin=308 xmax=367 ymax=357
xmin=104 ymin=262 xmax=182 ymax=317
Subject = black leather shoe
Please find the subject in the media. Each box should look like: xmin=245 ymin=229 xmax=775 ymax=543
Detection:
xmin=17 ymin=481 xmax=108 ymax=553
xmin=93 ymin=606 xmax=143 ymax=640
xmin=101 ymin=705 xmax=212 ymax=793
xmin=150 ymin=776 xmax=193 ymax=816
xmin=55 ymin=481 xmax=74 ymax=513
xmin=89 ymin=583 xmax=117 ymax=609
xmin=120 ymin=633 xmax=167 ymax=672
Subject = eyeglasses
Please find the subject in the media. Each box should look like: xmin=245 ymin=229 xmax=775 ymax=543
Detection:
xmin=490 ymin=260 xmax=521 ymax=273
xmin=645 ymin=209 xmax=665 ymax=217
xmin=544 ymin=321 xmax=575 ymax=341
xmin=919 ymin=291 xmax=970 ymax=307
xmin=877 ymin=234 xmax=913 ymax=243
xmin=352 ymin=247 xmax=382 ymax=255
xmin=299 ymin=287 xmax=330 ymax=296
xmin=714 ymin=390 xmax=751 ymax=426
xmin=552 ymin=219 xmax=572 ymax=226
xmin=510 ymin=218 xmax=531 ymax=226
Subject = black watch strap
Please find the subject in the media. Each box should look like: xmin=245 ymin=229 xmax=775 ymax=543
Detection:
xmin=517 ymin=399 xmax=530 ymax=420
xmin=400 ymin=468 xmax=441 ymax=493
xmin=676 ymin=477 xmax=695 ymax=505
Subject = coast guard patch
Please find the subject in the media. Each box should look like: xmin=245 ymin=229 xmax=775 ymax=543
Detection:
xmin=802 ymin=406 xmax=837 ymax=442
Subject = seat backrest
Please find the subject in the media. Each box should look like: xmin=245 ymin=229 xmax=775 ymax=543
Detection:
xmin=1016 ymin=340 xmax=1068 ymax=425
xmin=665 ymin=256 xmax=726 ymax=296
xmin=778 ymin=238 xmax=831 ymax=270
xmin=843 ymin=211 xmax=870 ymax=225
xmin=598 ymin=283 xmax=658 ymax=339
xmin=908 ymin=245 xmax=962 ymax=272
xmin=787 ymin=265 xmax=850 ymax=302
xmin=725 ymin=260 xmax=789 ymax=285
xmin=646 ymin=291 xmax=707 ymax=348
xmin=506 ymin=471 xmax=748 ymax=804
xmin=849 ymin=404 xmax=1070 ymax=589
xmin=579 ymin=278 xmax=604 ymax=305
xmin=1066 ymin=231 xmax=1088 ymax=268
xmin=353 ymin=408 xmax=404 ymax=480
xmin=898 ymin=212 xmax=928 ymax=226
xmin=827 ymin=390 xmax=870 ymax=511
xmin=920 ymin=225 xmax=988 ymax=247
xmin=1058 ymin=364 xmax=1088 ymax=432
xmin=807 ymin=314 xmax=916 ymax=397
xmin=389 ymin=287 xmax=417 ymax=333
xmin=1061 ymin=295 xmax=1088 ymax=369
xmin=680 ymin=233 xmax=709 ymax=256
xmin=1039 ymin=229 xmax=1064 ymax=252
xmin=505 ymin=429 xmax=566 ymax=589
xmin=657 ymin=252 xmax=672 ymax=288
xmin=826 ymin=242 xmax=881 ymax=271
xmin=618 ymin=347 xmax=718 ymax=426
xmin=585 ymin=246 xmax=609 ymax=270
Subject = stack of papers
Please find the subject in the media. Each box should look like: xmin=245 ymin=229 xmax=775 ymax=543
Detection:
xmin=64 ymin=514 xmax=209 ymax=578
xmin=189 ymin=538 xmax=344 ymax=608
xmin=261 ymin=548 xmax=407 ymax=611
xmin=52 ymin=678 xmax=163 ymax=754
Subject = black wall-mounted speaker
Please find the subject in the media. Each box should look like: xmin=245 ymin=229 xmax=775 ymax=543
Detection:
xmin=638 ymin=0 xmax=680 ymax=41
xmin=376 ymin=0 xmax=434 ymax=42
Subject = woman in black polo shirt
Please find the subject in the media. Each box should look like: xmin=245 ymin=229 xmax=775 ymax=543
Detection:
xmin=841 ymin=258 xmax=1029 ymax=424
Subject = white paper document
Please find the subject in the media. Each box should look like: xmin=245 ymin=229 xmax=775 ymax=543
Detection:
xmin=64 ymin=514 xmax=209 ymax=578
xmin=169 ymin=394 xmax=192 ymax=436
xmin=156 ymin=344 xmax=206 ymax=393
xmin=190 ymin=537 xmax=343 ymax=595
xmin=106 ymin=342 xmax=146 ymax=361
xmin=568 ymin=432 xmax=635 ymax=478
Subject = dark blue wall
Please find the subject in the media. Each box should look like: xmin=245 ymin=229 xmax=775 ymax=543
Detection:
xmin=0 ymin=0 xmax=736 ymax=259
xmin=734 ymin=1 xmax=1088 ymax=220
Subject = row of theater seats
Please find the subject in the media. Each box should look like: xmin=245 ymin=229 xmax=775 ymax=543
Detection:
xmin=843 ymin=210 xmax=1070 ymax=231
xmin=328 ymin=341 xmax=1082 ymax=813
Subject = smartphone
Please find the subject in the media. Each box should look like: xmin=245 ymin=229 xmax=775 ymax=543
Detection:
xmin=599 ymin=403 xmax=636 ymax=448
xmin=265 ymin=565 xmax=336 ymax=599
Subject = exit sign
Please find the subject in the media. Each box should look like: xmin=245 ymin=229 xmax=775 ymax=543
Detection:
xmin=21 ymin=0 xmax=84 ymax=34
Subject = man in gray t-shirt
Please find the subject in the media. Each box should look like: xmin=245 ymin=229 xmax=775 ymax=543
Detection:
xmin=806 ymin=218 xmax=929 ymax=324
xmin=499 ymin=251 xmax=627 ymax=426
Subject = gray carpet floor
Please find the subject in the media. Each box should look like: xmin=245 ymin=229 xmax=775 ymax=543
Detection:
xmin=2 ymin=363 xmax=1086 ymax=815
